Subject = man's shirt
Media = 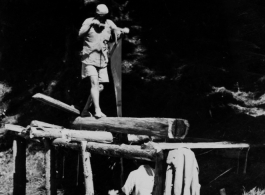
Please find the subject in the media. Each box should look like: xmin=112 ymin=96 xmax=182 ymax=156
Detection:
xmin=79 ymin=18 xmax=118 ymax=67
xmin=122 ymin=165 xmax=155 ymax=195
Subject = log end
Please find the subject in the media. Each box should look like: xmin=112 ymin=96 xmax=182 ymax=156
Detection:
xmin=170 ymin=119 xmax=189 ymax=139
xmin=32 ymin=93 xmax=41 ymax=99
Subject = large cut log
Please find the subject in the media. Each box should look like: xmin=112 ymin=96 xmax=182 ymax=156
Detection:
xmin=53 ymin=139 xmax=156 ymax=161
xmin=30 ymin=127 xmax=113 ymax=143
xmin=72 ymin=117 xmax=189 ymax=139
xmin=33 ymin=93 xmax=80 ymax=115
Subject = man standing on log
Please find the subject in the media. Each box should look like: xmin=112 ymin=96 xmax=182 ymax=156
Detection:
xmin=78 ymin=4 xmax=121 ymax=118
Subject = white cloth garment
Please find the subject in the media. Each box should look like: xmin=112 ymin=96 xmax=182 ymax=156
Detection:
xmin=164 ymin=148 xmax=200 ymax=195
xmin=122 ymin=165 xmax=155 ymax=195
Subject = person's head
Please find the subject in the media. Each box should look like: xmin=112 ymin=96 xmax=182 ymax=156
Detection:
xmin=95 ymin=4 xmax=108 ymax=22
xmin=133 ymin=159 xmax=155 ymax=168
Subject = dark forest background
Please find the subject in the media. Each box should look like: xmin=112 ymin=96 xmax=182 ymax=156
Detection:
xmin=2 ymin=0 xmax=265 ymax=194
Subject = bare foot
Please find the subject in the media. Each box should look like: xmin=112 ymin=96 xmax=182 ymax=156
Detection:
xmin=94 ymin=109 xmax=106 ymax=118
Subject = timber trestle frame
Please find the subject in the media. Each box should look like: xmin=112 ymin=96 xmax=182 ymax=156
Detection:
xmin=5 ymin=121 xmax=260 ymax=195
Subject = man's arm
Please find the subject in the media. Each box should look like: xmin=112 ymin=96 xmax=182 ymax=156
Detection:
xmin=106 ymin=20 xmax=129 ymax=43
xmin=121 ymin=172 xmax=135 ymax=195
xmin=78 ymin=19 xmax=95 ymax=38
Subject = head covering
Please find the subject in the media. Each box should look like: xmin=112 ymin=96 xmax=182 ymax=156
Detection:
xmin=96 ymin=4 xmax=109 ymax=15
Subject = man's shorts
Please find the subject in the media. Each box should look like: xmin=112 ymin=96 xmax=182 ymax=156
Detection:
xmin=81 ymin=63 xmax=109 ymax=83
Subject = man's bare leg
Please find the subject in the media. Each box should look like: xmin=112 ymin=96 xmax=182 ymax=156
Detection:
xmin=89 ymin=76 xmax=106 ymax=118
xmin=81 ymin=84 xmax=104 ymax=117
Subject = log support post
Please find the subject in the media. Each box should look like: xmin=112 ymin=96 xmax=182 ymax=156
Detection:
xmin=44 ymin=139 xmax=57 ymax=195
xmin=81 ymin=141 xmax=94 ymax=195
xmin=120 ymin=158 xmax=124 ymax=188
xmin=13 ymin=137 xmax=26 ymax=195
xmin=153 ymin=149 xmax=165 ymax=195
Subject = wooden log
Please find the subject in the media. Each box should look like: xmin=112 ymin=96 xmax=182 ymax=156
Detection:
xmin=72 ymin=117 xmax=189 ymax=139
xmin=13 ymin=137 xmax=26 ymax=195
xmin=156 ymin=142 xmax=251 ymax=150
xmin=44 ymin=139 xmax=57 ymax=195
xmin=4 ymin=122 xmax=147 ymax=145
xmin=81 ymin=141 xmax=94 ymax=195
xmin=31 ymin=120 xmax=63 ymax=129
xmin=30 ymin=120 xmax=153 ymax=144
xmin=33 ymin=93 xmax=80 ymax=115
xmin=128 ymin=135 xmax=224 ymax=144
xmin=53 ymin=139 xmax=156 ymax=161
xmin=5 ymin=124 xmax=25 ymax=133
xmin=30 ymin=127 xmax=113 ymax=143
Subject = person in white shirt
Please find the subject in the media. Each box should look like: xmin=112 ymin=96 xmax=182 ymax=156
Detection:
xmin=109 ymin=164 xmax=155 ymax=195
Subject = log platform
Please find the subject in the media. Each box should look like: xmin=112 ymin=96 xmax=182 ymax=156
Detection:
xmin=5 ymin=122 xmax=265 ymax=195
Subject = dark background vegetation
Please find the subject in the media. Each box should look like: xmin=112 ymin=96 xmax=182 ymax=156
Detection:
xmin=2 ymin=0 xmax=265 ymax=194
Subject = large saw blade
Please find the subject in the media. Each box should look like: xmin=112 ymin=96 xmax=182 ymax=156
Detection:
xmin=110 ymin=38 xmax=122 ymax=117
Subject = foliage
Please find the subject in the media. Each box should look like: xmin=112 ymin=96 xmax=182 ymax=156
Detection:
xmin=243 ymin=187 xmax=265 ymax=195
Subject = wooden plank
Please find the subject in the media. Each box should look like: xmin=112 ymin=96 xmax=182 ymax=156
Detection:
xmin=33 ymin=93 xmax=80 ymax=115
xmin=72 ymin=117 xmax=189 ymax=139
xmin=81 ymin=141 xmax=94 ymax=195
xmin=157 ymin=142 xmax=252 ymax=150
xmin=44 ymin=139 xmax=57 ymax=195
xmin=13 ymin=138 xmax=26 ymax=195
xmin=53 ymin=139 xmax=156 ymax=161
xmin=128 ymin=135 xmax=224 ymax=144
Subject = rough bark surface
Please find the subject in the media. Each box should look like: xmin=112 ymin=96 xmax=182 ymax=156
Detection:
xmin=72 ymin=117 xmax=189 ymax=139
xmin=30 ymin=127 xmax=114 ymax=143
xmin=53 ymin=139 xmax=156 ymax=161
